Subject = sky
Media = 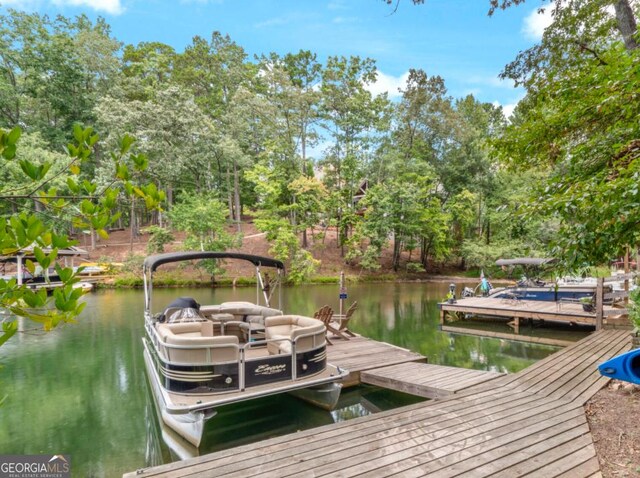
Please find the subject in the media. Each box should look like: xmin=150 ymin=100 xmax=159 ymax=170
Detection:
xmin=0 ymin=0 xmax=554 ymax=116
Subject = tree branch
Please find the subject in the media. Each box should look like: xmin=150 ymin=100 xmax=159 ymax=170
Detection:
xmin=575 ymin=42 xmax=608 ymax=66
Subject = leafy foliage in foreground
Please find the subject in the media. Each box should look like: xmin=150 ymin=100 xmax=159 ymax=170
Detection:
xmin=494 ymin=8 xmax=640 ymax=269
xmin=0 ymin=125 xmax=163 ymax=350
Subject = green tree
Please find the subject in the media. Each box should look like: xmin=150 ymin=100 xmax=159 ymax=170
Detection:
xmin=319 ymin=55 xmax=391 ymax=256
xmin=0 ymin=10 xmax=120 ymax=147
xmin=492 ymin=2 xmax=640 ymax=268
xmin=174 ymin=32 xmax=254 ymax=226
xmin=168 ymin=193 xmax=236 ymax=283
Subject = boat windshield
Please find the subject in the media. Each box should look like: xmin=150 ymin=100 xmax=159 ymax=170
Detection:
xmin=166 ymin=307 xmax=204 ymax=324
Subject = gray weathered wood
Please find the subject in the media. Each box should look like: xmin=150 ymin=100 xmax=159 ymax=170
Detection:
xmin=126 ymin=330 xmax=629 ymax=478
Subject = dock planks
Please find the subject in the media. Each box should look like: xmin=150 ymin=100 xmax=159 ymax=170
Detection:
xmin=440 ymin=296 xmax=625 ymax=327
xmin=325 ymin=335 xmax=425 ymax=386
xmin=125 ymin=329 xmax=630 ymax=478
xmin=360 ymin=362 xmax=505 ymax=398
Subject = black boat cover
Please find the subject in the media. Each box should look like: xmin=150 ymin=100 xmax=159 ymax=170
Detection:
xmin=144 ymin=251 xmax=285 ymax=273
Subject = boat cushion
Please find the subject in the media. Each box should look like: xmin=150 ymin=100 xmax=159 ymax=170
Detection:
xmin=157 ymin=322 xmax=202 ymax=338
xmin=200 ymin=302 xmax=282 ymax=322
xmin=164 ymin=334 xmax=239 ymax=364
xmin=265 ymin=315 xmax=325 ymax=355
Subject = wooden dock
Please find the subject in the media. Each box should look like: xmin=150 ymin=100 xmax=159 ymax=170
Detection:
xmin=126 ymin=329 xmax=630 ymax=478
xmin=361 ymin=362 xmax=505 ymax=398
xmin=441 ymin=274 xmax=634 ymax=336
xmin=440 ymin=296 xmax=628 ymax=332
xmin=326 ymin=335 xmax=426 ymax=387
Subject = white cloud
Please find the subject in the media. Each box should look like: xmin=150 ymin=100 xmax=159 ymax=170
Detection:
xmin=2 ymin=0 xmax=124 ymax=14
xmin=180 ymin=0 xmax=223 ymax=4
xmin=328 ymin=0 xmax=348 ymax=11
xmin=0 ymin=0 xmax=40 ymax=8
xmin=492 ymin=99 xmax=520 ymax=118
xmin=465 ymin=75 xmax=515 ymax=89
xmin=365 ymin=70 xmax=409 ymax=99
xmin=332 ymin=16 xmax=357 ymax=24
xmin=522 ymin=6 xmax=553 ymax=40
xmin=62 ymin=0 xmax=124 ymax=14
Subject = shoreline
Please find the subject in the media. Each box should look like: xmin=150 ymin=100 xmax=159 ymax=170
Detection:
xmin=92 ymin=273 xmax=512 ymax=289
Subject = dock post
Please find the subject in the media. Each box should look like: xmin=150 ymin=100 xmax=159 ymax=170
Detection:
xmin=596 ymin=277 xmax=604 ymax=330
xmin=507 ymin=317 xmax=520 ymax=334
xmin=439 ymin=308 xmax=445 ymax=326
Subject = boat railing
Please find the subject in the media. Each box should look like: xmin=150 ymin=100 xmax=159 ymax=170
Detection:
xmin=146 ymin=318 xmax=327 ymax=387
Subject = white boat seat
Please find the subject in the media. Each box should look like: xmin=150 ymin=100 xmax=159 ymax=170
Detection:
xmin=200 ymin=302 xmax=283 ymax=323
xmin=265 ymin=315 xmax=325 ymax=355
xmin=158 ymin=321 xmax=212 ymax=338
xmin=157 ymin=322 xmax=239 ymax=364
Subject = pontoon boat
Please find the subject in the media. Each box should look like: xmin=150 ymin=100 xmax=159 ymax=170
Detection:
xmin=142 ymin=251 xmax=347 ymax=447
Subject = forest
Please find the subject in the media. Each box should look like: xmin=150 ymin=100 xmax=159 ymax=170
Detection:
xmin=1 ymin=1 xmax=639 ymax=288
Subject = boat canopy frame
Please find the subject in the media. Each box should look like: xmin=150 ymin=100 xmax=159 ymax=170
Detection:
xmin=495 ymin=258 xmax=556 ymax=267
xmin=143 ymin=251 xmax=285 ymax=314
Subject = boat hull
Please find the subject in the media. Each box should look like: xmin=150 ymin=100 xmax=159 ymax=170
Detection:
xmin=143 ymin=338 xmax=347 ymax=447
xmin=288 ymin=382 xmax=342 ymax=411
xmin=489 ymin=285 xmax=597 ymax=302
xmin=143 ymin=342 xmax=214 ymax=447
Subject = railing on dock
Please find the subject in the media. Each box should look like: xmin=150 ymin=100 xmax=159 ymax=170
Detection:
xmin=595 ymin=272 xmax=635 ymax=330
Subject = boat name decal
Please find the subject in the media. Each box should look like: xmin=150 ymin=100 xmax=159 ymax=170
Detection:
xmin=254 ymin=364 xmax=287 ymax=375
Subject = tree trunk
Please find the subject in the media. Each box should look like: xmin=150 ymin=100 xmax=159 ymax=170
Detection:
xmin=485 ymin=219 xmax=491 ymax=245
xmin=392 ymin=234 xmax=401 ymax=271
xmin=130 ymin=199 xmax=137 ymax=252
xmin=233 ymin=160 xmax=241 ymax=233
xmin=301 ymin=130 xmax=307 ymax=176
xmin=615 ymin=0 xmax=638 ymax=51
xmin=226 ymin=168 xmax=234 ymax=222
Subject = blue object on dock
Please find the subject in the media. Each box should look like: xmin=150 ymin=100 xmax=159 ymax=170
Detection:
xmin=598 ymin=348 xmax=640 ymax=385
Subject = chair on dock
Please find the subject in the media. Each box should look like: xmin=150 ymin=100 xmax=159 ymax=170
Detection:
xmin=313 ymin=305 xmax=340 ymax=345
xmin=331 ymin=301 xmax=358 ymax=340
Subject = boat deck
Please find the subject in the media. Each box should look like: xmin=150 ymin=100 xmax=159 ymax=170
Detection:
xmin=126 ymin=329 xmax=629 ymax=477
xmin=360 ymin=362 xmax=505 ymax=398
xmin=440 ymin=296 xmax=624 ymax=325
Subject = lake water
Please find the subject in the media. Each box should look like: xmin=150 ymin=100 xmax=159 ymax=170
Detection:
xmin=0 ymin=282 xmax=579 ymax=476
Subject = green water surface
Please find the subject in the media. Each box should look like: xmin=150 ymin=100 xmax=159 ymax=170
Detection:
xmin=0 ymin=282 xmax=579 ymax=476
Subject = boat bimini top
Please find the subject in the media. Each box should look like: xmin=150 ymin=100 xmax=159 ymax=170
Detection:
xmin=495 ymin=258 xmax=556 ymax=267
xmin=143 ymin=251 xmax=286 ymax=316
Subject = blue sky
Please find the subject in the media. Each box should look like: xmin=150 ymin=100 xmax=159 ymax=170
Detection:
xmin=1 ymin=0 xmax=553 ymax=115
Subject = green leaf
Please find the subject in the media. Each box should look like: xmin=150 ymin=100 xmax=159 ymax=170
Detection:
xmin=0 ymin=321 xmax=17 ymax=347
xmin=120 ymin=134 xmax=135 ymax=154
xmin=73 ymin=124 xmax=84 ymax=143
xmin=82 ymin=180 xmax=97 ymax=194
xmin=19 ymin=160 xmax=38 ymax=180
xmin=26 ymin=219 xmax=44 ymax=241
xmin=67 ymin=178 xmax=79 ymax=193
xmin=96 ymin=228 xmax=109 ymax=240
xmin=33 ymin=247 xmax=46 ymax=266
xmin=7 ymin=126 xmax=21 ymax=144
xmin=2 ymin=143 xmax=16 ymax=160
xmin=24 ymin=259 xmax=36 ymax=275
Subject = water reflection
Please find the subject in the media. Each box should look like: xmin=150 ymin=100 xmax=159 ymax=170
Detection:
xmin=0 ymin=282 xmax=576 ymax=476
